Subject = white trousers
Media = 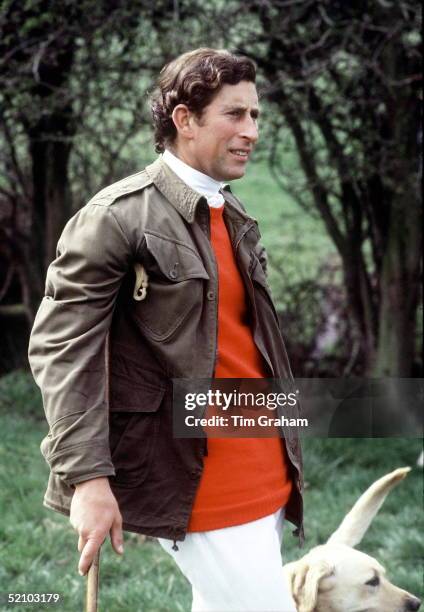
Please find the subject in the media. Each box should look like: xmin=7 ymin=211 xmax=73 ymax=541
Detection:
xmin=158 ymin=508 xmax=296 ymax=612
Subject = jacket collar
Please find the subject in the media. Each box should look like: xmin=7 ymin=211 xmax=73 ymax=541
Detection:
xmin=220 ymin=184 xmax=257 ymax=226
xmin=145 ymin=157 xmax=256 ymax=226
xmin=145 ymin=157 xmax=206 ymax=223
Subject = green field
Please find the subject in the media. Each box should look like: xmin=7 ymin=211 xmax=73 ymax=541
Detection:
xmin=0 ymin=371 xmax=422 ymax=611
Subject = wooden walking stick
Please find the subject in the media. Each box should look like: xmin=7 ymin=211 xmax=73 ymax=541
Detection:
xmin=85 ymin=548 xmax=101 ymax=612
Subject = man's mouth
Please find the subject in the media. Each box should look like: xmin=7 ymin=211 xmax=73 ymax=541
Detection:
xmin=229 ymin=149 xmax=250 ymax=160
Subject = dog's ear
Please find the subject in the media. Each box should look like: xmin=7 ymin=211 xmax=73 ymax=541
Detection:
xmin=327 ymin=467 xmax=410 ymax=547
xmin=284 ymin=558 xmax=334 ymax=612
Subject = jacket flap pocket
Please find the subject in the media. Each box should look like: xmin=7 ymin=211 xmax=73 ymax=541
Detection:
xmin=110 ymin=377 xmax=165 ymax=413
xmin=144 ymin=232 xmax=209 ymax=282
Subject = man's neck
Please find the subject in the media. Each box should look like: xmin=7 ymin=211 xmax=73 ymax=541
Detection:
xmin=162 ymin=149 xmax=224 ymax=203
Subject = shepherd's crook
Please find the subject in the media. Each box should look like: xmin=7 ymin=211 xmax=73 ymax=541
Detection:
xmin=85 ymin=548 xmax=101 ymax=612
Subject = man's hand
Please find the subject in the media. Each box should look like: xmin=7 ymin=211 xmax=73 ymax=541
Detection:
xmin=70 ymin=476 xmax=124 ymax=576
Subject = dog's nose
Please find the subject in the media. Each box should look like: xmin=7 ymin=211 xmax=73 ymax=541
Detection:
xmin=405 ymin=596 xmax=421 ymax=611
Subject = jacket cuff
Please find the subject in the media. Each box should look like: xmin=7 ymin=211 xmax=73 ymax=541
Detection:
xmin=66 ymin=471 xmax=116 ymax=488
xmin=43 ymin=439 xmax=116 ymax=486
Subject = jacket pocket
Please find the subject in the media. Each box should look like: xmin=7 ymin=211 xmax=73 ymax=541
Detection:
xmin=108 ymin=378 xmax=165 ymax=488
xmin=134 ymin=232 xmax=210 ymax=341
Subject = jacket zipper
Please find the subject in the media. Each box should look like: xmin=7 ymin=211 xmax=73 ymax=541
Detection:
xmin=205 ymin=207 xmax=220 ymax=380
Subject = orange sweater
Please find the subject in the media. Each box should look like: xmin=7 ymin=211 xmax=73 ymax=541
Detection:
xmin=187 ymin=204 xmax=292 ymax=532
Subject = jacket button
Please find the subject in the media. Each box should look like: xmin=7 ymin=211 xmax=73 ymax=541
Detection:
xmin=169 ymin=262 xmax=179 ymax=279
xmin=206 ymin=290 xmax=215 ymax=300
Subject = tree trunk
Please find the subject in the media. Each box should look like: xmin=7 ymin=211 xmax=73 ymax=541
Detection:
xmin=373 ymin=44 xmax=422 ymax=376
xmin=25 ymin=41 xmax=75 ymax=321
xmin=373 ymin=195 xmax=422 ymax=376
xmin=27 ymin=113 xmax=74 ymax=319
xmin=342 ymin=251 xmax=377 ymax=371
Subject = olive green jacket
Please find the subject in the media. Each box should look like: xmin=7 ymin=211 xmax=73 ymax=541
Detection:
xmin=28 ymin=157 xmax=304 ymax=543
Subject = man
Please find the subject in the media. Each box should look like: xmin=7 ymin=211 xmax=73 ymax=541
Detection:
xmin=29 ymin=48 xmax=303 ymax=611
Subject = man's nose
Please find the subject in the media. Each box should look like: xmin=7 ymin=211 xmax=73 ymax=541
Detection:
xmin=240 ymin=116 xmax=259 ymax=143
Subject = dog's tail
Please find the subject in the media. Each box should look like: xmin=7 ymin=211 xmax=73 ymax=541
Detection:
xmin=327 ymin=467 xmax=410 ymax=547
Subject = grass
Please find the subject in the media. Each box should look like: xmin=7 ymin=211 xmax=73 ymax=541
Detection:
xmin=0 ymin=371 xmax=422 ymax=611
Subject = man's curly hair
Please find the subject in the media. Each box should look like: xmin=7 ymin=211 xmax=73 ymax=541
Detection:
xmin=149 ymin=48 xmax=256 ymax=153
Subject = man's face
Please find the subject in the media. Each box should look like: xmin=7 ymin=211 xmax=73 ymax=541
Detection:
xmin=178 ymin=80 xmax=259 ymax=181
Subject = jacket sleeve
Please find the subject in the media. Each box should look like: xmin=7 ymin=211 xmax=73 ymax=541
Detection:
xmin=28 ymin=203 xmax=132 ymax=487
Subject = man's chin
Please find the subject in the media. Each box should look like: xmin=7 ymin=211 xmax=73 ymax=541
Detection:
xmin=220 ymin=167 xmax=247 ymax=181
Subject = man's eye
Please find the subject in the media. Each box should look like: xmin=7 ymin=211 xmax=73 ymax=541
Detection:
xmin=365 ymin=576 xmax=380 ymax=587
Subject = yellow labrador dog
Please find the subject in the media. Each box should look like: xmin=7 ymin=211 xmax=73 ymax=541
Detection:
xmin=283 ymin=467 xmax=421 ymax=612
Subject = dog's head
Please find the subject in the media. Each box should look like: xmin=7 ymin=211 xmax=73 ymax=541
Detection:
xmin=284 ymin=544 xmax=421 ymax=612
xmin=283 ymin=468 xmax=421 ymax=612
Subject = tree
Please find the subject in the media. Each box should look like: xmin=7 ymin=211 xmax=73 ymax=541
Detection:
xmin=237 ymin=0 xmax=422 ymax=375
xmin=1 ymin=0 xmax=421 ymax=376
xmin=0 ymin=0 xmax=161 ymax=323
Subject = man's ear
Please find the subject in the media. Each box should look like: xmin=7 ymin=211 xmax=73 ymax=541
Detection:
xmin=171 ymin=104 xmax=195 ymax=139
xmin=284 ymin=558 xmax=334 ymax=612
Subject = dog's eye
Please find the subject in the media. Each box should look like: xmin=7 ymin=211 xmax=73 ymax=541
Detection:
xmin=365 ymin=576 xmax=380 ymax=587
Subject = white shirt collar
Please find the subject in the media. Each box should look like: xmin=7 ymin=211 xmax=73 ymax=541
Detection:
xmin=162 ymin=149 xmax=225 ymax=208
